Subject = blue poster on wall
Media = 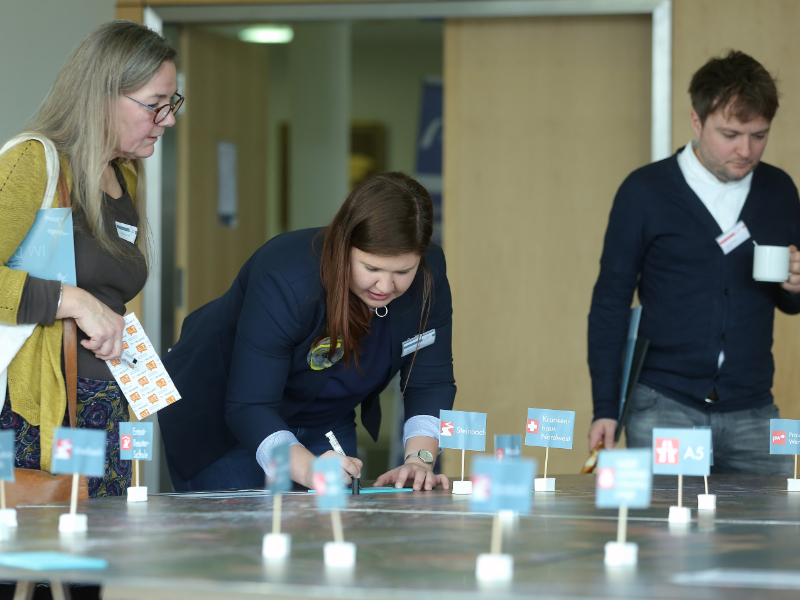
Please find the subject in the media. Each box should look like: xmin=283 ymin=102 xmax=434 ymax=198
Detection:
xmin=415 ymin=78 xmax=443 ymax=246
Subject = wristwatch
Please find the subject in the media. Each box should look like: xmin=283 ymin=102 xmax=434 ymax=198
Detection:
xmin=404 ymin=449 xmax=434 ymax=465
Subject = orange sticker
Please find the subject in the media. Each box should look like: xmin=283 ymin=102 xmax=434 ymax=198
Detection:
xmin=122 ymin=341 xmax=129 ymax=350
xmin=120 ymin=374 xmax=131 ymax=385
xmin=137 ymin=376 xmax=149 ymax=386
xmin=166 ymin=396 xmax=177 ymax=405
xmin=146 ymin=361 xmax=158 ymax=371
xmin=148 ymin=394 xmax=159 ymax=404
xmin=109 ymin=359 xmax=121 ymax=367
xmin=126 ymin=325 xmax=137 ymax=335
xmin=136 ymin=343 xmax=147 ymax=353
xmin=130 ymin=392 xmax=141 ymax=402
xmin=156 ymin=378 xmax=166 ymax=388
xmin=139 ymin=409 xmax=150 ymax=418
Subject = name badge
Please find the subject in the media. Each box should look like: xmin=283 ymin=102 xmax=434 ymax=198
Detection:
xmin=401 ymin=329 xmax=435 ymax=357
xmin=115 ymin=221 xmax=138 ymax=244
xmin=716 ymin=221 xmax=750 ymax=255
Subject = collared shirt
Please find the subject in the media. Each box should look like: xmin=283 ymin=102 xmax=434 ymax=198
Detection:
xmin=676 ymin=141 xmax=753 ymax=233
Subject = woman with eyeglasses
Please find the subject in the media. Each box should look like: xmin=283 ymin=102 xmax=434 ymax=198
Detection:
xmin=160 ymin=173 xmax=455 ymax=493
xmin=0 ymin=21 xmax=182 ymax=498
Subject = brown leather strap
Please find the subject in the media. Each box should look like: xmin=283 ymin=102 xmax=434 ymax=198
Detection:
xmin=56 ymin=165 xmax=78 ymax=428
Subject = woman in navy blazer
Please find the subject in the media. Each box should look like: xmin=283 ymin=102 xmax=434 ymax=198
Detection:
xmin=160 ymin=173 xmax=456 ymax=491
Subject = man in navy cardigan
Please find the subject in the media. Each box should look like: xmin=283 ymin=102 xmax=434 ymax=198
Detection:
xmin=588 ymin=51 xmax=800 ymax=473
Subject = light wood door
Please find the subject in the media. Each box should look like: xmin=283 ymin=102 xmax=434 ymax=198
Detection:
xmin=175 ymin=27 xmax=268 ymax=338
xmin=443 ymin=15 xmax=652 ymax=476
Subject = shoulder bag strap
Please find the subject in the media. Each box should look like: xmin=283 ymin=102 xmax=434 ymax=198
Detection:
xmin=56 ymin=166 xmax=78 ymax=429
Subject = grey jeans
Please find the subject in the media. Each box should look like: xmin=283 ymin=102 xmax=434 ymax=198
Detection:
xmin=625 ymin=383 xmax=792 ymax=475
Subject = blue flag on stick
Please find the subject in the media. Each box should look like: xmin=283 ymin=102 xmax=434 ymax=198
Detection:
xmin=652 ymin=428 xmax=711 ymax=476
xmin=470 ymin=456 xmax=536 ymax=514
xmin=119 ymin=422 xmax=153 ymax=461
xmin=51 ymin=428 xmax=106 ymax=477
xmin=439 ymin=410 xmax=487 ymax=452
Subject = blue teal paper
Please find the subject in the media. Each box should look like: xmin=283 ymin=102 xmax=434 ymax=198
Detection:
xmin=439 ymin=409 xmax=487 ymax=451
xmin=693 ymin=425 xmax=714 ymax=466
xmin=0 ymin=430 xmax=14 ymax=482
xmin=0 ymin=552 xmax=107 ymax=571
xmin=769 ymin=419 xmax=800 ymax=455
xmin=313 ymin=456 xmax=345 ymax=510
xmin=524 ymin=408 xmax=575 ymax=449
xmin=119 ymin=422 xmax=153 ymax=461
xmin=7 ymin=208 xmax=76 ymax=286
xmin=595 ymin=449 xmax=652 ymax=509
xmin=470 ymin=456 xmax=536 ymax=514
xmin=51 ymin=428 xmax=106 ymax=477
xmin=652 ymin=428 xmax=711 ymax=476
xmin=269 ymin=441 xmax=292 ymax=493
xmin=494 ymin=434 xmax=521 ymax=462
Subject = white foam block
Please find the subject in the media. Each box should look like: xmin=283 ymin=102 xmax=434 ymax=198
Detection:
xmin=534 ymin=478 xmax=555 ymax=492
xmin=604 ymin=542 xmax=638 ymax=567
xmin=788 ymin=479 xmax=800 ymax=492
xmin=324 ymin=541 xmax=356 ymax=568
xmin=262 ymin=533 xmax=291 ymax=559
xmin=0 ymin=509 xmax=17 ymax=528
xmin=498 ymin=510 xmax=518 ymax=527
xmin=58 ymin=514 xmax=88 ymax=533
xmin=697 ymin=494 xmax=716 ymax=510
xmin=0 ymin=524 xmax=9 ymax=541
xmin=476 ymin=553 xmax=513 ymax=582
xmin=127 ymin=486 xmax=148 ymax=503
xmin=668 ymin=506 xmax=691 ymax=523
xmin=452 ymin=480 xmax=472 ymax=495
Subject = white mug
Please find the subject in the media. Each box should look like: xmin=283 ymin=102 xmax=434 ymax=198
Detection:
xmin=753 ymin=245 xmax=790 ymax=282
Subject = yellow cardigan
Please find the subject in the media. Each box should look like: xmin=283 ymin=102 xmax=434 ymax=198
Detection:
xmin=0 ymin=140 xmax=138 ymax=471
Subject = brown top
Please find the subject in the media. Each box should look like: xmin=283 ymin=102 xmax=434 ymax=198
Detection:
xmin=17 ymin=163 xmax=148 ymax=380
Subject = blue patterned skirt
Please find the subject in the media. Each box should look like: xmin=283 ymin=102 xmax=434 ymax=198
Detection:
xmin=1 ymin=377 xmax=131 ymax=498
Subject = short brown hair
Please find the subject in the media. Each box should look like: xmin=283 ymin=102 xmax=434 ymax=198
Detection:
xmin=317 ymin=172 xmax=434 ymax=368
xmin=689 ymin=50 xmax=779 ymax=124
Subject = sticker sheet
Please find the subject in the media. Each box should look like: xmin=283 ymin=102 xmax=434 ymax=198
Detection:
xmin=106 ymin=313 xmax=181 ymax=420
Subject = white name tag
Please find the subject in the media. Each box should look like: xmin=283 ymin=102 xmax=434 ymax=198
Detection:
xmin=715 ymin=221 xmax=750 ymax=255
xmin=115 ymin=221 xmax=138 ymax=244
xmin=401 ymin=329 xmax=436 ymax=357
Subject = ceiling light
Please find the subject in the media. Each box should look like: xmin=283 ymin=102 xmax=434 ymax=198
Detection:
xmin=238 ymin=26 xmax=294 ymax=44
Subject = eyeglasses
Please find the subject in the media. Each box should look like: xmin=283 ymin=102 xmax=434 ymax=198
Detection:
xmin=125 ymin=92 xmax=184 ymax=124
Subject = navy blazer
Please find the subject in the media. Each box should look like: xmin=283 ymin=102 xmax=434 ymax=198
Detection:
xmin=159 ymin=228 xmax=456 ymax=479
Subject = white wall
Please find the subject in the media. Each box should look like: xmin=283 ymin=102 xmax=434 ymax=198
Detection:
xmin=266 ymin=20 xmax=443 ymax=239
xmin=288 ymin=22 xmax=351 ymax=231
xmin=0 ymin=0 xmax=115 ymax=143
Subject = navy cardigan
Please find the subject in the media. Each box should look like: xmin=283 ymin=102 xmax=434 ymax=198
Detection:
xmin=159 ymin=228 xmax=456 ymax=479
xmin=588 ymin=151 xmax=800 ymax=421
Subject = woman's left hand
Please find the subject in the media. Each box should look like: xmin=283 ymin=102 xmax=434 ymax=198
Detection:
xmin=374 ymin=462 xmax=449 ymax=491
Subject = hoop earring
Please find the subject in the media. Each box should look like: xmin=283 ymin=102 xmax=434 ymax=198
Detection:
xmin=374 ymin=306 xmax=388 ymax=318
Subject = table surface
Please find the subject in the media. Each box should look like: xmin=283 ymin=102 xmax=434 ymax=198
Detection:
xmin=3 ymin=474 xmax=800 ymax=600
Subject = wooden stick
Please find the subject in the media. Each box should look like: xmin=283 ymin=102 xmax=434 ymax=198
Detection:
xmin=331 ymin=508 xmax=344 ymax=544
xmin=795 ymin=455 xmax=797 ymax=480
xmin=704 ymin=475 xmax=709 ymax=496
xmin=461 ymin=449 xmax=465 ymax=481
xmin=272 ymin=493 xmax=282 ymax=535
xmin=135 ymin=460 xmax=140 ymax=488
xmin=70 ymin=472 xmax=79 ymax=516
xmin=490 ymin=513 xmax=502 ymax=554
xmin=617 ymin=504 xmax=628 ymax=545
xmin=0 ymin=480 xmax=5 ymax=511
xmin=677 ymin=474 xmax=683 ymax=508
xmin=544 ymin=447 xmax=549 ymax=479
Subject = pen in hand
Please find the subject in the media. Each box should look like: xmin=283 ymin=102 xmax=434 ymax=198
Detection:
xmin=325 ymin=431 xmax=361 ymax=495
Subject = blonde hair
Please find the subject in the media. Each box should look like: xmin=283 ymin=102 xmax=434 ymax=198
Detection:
xmin=22 ymin=20 xmax=177 ymax=267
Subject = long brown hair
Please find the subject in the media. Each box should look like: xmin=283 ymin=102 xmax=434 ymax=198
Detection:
xmin=318 ymin=172 xmax=434 ymax=368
